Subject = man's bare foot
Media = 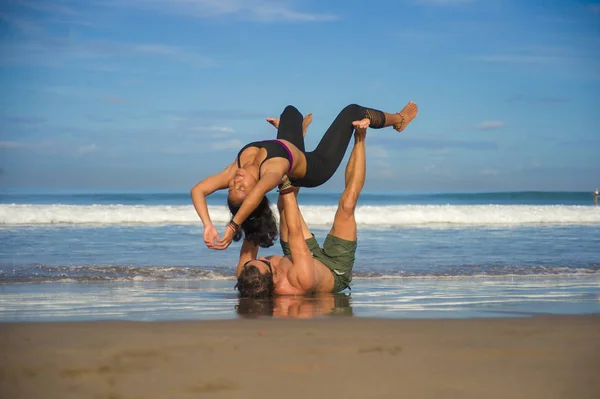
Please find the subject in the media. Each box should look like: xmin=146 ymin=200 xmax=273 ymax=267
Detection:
xmin=394 ymin=101 xmax=418 ymax=132
xmin=352 ymin=118 xmax=370 ymax=130
xmin=266 ymin=113 xmax=312 ymax=137
xmin=302 ymin=113 xmax=312 ymax=137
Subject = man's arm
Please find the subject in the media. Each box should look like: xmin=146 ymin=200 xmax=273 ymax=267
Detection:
xmin=191 ymin=162 xmax=237 ymax=248
xmin=279 ymin=190 xmax=315 ymax=292
xmin=278 ymin=187 xmax=312 ymax=244
xmin=235 ymin=239 xmax=259 ymax=277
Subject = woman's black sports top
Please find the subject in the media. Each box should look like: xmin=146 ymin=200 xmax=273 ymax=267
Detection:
xmin=236 ymin=140 xmax=294 ymax=174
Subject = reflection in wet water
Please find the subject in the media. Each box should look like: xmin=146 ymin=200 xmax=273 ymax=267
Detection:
xmin=236 ymin=293 xmax=353 ymax=319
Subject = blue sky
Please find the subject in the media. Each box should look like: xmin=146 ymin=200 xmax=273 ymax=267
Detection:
xmin=0 ymin=0 xmax=599 ymax=192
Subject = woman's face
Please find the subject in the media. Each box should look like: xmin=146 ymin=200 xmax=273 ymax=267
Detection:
xmin=227 ymin=168 xmax=258 ymax=204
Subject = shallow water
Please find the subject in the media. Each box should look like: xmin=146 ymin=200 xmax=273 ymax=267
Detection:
xmin=1 ymin=190 xmax=599 ymax=321
xmin=1 ymin=277 xmax=598 ymax=321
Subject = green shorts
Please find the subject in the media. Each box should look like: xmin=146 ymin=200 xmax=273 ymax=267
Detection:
xmin=280 ymin=234 xmax=357 ymax=293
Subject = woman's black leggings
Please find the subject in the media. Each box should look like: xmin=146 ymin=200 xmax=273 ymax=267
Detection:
xmin=276 ymin=104 xmax=386 ymax=188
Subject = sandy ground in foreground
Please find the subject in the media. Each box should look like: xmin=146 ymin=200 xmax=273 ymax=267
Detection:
xmin=1 ymin=316 xmax=599 ymax=399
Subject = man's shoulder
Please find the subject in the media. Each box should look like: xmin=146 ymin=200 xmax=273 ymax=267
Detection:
xmin=284 ymin=256 xmax=335 ymax=293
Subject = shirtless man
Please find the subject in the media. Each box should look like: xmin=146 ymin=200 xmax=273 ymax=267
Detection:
xmin=234 ymin=122 xmax=369 ymax=297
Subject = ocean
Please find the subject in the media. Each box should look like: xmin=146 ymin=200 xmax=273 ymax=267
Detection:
xmin=1 ymin=189 xmax=599 ymax=321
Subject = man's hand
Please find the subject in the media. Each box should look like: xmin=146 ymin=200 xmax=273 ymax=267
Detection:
xmin=203 ymin=224 xmax=219 ymax=249
xmin=352 ymin=118 xmax=370 ymax=130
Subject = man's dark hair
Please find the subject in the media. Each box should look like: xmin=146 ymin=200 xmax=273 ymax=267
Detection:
xmin=227 ymin=196 xmax=278 ymax=248
xmin=235 ymin=264 xmax=274 ymax=298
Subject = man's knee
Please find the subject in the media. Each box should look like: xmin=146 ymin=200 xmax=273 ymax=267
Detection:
xmin=338 ymin=191 xmax=359 ymax=217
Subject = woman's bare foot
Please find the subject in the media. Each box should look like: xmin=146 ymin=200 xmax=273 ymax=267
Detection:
xmin=302 ymin=113 xmax=312 ymax=137
xmin=393 ymin=101 xmax=418 ymax=132
xmin=352 ymin=118 xmax=370 ymax=130
xmin=266 ymin=117 xmax=279 ymax=129
xmin=266 ymin=113 xmax=313 ymax=137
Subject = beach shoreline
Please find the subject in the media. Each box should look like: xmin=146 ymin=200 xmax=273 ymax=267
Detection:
xmin=2 ymin=315 xmax=599 ymax=399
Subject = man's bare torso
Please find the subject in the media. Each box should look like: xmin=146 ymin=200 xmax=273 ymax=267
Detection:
xmin=268 ymin=255 xmax=336 ymax=295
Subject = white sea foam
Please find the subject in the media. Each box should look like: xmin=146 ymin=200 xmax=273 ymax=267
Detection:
xmin=1 ymin=204 xmax=599 ymax=226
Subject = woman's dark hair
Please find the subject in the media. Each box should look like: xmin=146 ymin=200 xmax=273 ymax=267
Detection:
xmin=235 ymin=265 xmax=274 ymax=298
xmin=227 ymin=196 xmax=278 ymax=248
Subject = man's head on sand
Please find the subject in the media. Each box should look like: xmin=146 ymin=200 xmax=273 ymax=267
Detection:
xmin=235 ymin=258 xmax=279 ymax=298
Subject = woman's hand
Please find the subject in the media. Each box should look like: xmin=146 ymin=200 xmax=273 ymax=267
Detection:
xmin=203 ymin=224 xmax=220 ymax=249
xmin=214 ymin=226 xmax=235 ymax=250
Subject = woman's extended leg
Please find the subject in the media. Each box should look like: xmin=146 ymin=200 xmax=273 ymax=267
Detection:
xmin=297 ymin=101 xmax=418 ymax=187
xmin=275 ymin=105 xmax=306 ymax=152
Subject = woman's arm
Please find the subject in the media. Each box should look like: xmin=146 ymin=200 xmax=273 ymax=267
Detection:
xmin=214 ymin=169 xmax=282 ymax=250
xmin=232 ymin=170 xmax=281 ymax=225
xmin=190 ymin=162 xmax=236 ymax=247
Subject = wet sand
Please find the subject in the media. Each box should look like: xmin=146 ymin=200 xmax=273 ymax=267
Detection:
xmin=1 ymin=316 xmax=599 ymax=399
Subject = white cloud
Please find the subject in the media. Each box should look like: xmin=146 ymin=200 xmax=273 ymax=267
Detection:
xmin=1 ymin=38 xmax=217 ymax=69
xmin=480 ymin=169 xmax=499 ymax=176
xmin=416 ymin=0 xmax=477 ymax=5
xmin=0 ymin=11 xmax=44 ymax=34
xmin=0 ymin=140 xmax=100 ymax=156
xmin=192 ymin=126 xmax=235 ymax=133
xmin=0 ymin=141 xmax=25 ymax=149
xmin=0 ymin=115 xmax=45 ymax=131
xmin=474 ymin=120 xmax=505 ymax=130
xmin=115 ymin=0 xmax=338 ymax=22
xmin=190 ymin=126 xmax=236 ymax=138
xmin=211 ymin=139 xmax=242 ymax=151
xmin=0 ymin=140 xmax=53 ymax=151
xmin=16 ymin=0 xmax=77 ymax=15
xmin=473 ymin=55 xmax=559 ymax=64
xmin=374 ymin=160 xmax=391 ymax=168
xmin=131 ymin=44 xmax=217 ymax=66
xmin=76 ymin=144 xmax=99 ymax=155
xmin=375 ymin=169 xmax=394 ymax=178
xmin=368 ymin=145 xmax=389 ymax=159
xmin=101 ymin=96 xmax=126 ymax=104
xmin=472 ymin=45 xmax=598 ymax=80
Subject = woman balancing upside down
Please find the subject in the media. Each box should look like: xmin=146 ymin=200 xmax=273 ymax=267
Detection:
xmin=190 ymin=102 xmax=419 ymax=250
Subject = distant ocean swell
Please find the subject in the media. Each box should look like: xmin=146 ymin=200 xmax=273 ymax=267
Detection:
xmin=1 ymin=204 xmax=599 ymax=226
xmin=1 ymin=264 xmax=599 ymax=284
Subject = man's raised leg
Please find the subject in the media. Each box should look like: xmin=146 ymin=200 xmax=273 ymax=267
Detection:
xmin=328 ymin=127 xmax=367 ymax=242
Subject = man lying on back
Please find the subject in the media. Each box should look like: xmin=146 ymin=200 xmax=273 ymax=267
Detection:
xmin=234 ymin=123 xmax=369 ymax=297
